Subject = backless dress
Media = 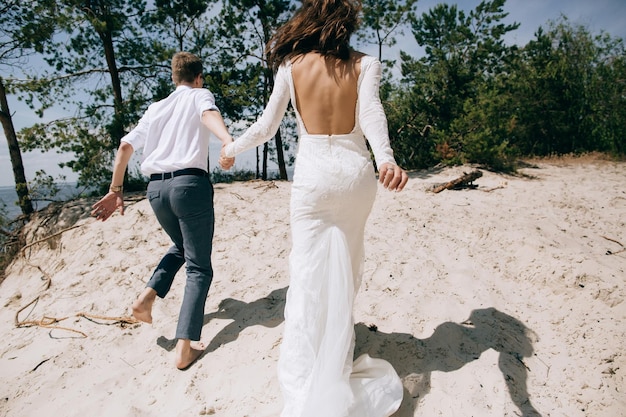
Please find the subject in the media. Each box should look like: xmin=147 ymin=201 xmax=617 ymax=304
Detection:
xmin=223 ymin=55 xmax=403 ymax=417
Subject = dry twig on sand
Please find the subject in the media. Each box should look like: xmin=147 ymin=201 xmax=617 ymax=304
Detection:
xmin=14 ymin=259 xmax=138 ymax=337
xmin=601 ymin=235 xmax=625 ymax=255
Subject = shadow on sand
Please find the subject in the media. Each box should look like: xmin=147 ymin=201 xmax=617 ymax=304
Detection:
xmin=159 ymin=287 xmax=540 ymax=416
xmin=156 ymin=287 xmax=286 ymax=361
xmin=355 ymin=307 xmax=541 ymax=417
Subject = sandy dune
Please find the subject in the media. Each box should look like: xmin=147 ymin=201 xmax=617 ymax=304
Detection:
xmin=1 ymin=157 xmax=624 ymax=417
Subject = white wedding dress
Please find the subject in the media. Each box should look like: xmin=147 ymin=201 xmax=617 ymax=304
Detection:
xmin=223 ymin=55 xmax=403 ymax=417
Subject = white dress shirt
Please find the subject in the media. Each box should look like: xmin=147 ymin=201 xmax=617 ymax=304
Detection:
xmin=122 ymin=85 xmax=220 ymax=175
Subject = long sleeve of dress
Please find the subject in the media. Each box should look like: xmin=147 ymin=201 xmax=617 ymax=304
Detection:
xmin=222 ymin=66 xmax=291 ymax=158
xmin=358 ymin=58 xmax=397 ymax=168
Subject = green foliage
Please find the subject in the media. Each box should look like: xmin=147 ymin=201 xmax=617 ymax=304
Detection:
xmin=4 ymin=0 xmax=626 ymax=190
xmin=210 ymin=167 xmax=258 ymax=184
xmin=386 ymin=0 xmax=519 ymax=170
xmin=90 ymin=167 xmax=147 ymax=196
xmin=0 ymin=201 xmax=10 ymax=229
xmin=407 ymin=0 xmax=519 ymax=129
xmin=141 ymin=0 xmax=214 ymax=54
xmin=11 ymin=0 xmax=242 ymax=194
xmin=591 ymin=45 xmax=626 ymax=155
xmin=385 ymin=0 xmax=625 ymax=171
xmin=208 ymin=0 xmax=295 ymax=180
xmin=19 ymin=118 xmax=117 ymax=187
xmin=27 ymin=170 xmax=62 ymax=201
xmin=508 ymin=19 xmax=626 ymax=157
xmin=383 ymin=75 xmax=438 ymax=169
xmin=0 ymin=202 xmax=18 ymax=281
xmin=357 ymin=0 xmax=418 ymax=63
xmin=448 ymin=83 xmax=519 ymax=171
xmin=123 ymin=169 xmax=150 ymax=193
xmin=0 ymin=0 xmax=57 ymax=58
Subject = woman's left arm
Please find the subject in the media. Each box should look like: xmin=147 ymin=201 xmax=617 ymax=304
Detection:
xmin=359 ymin=58 xmax=408 ymax=191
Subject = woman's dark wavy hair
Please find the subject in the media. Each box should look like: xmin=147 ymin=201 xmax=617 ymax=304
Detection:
xmin=266 ymin=0 xmax=362 ymax=70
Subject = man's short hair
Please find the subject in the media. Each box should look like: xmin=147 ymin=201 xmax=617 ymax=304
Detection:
xmin=171 ymin=52 xmax=203 ymax=84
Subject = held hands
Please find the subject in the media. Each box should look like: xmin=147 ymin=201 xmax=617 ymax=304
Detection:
xmin=91 ymin=191 xmax=124 ymax=221
xmin=219 ymin=145 xmax=235 ymax=170
xmin=379 ymin=163 xmax=409 ymax=191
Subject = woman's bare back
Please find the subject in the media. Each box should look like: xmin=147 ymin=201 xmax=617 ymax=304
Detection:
xmin=291 ymin=52 xmax=364 ymax=135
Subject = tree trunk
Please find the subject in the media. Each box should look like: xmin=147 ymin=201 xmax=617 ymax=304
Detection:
xmin=0 ymin=77 xmax=34 ymax=216
xmin=274 ymin=129 xmax=288 ymax=180
xmin=262 ymin=142 xmax=269 ymax=180
xmin=99 ymin=29 xmax=125 ymax=147
xmin=255 ymin=147 xmax=261 ymax=179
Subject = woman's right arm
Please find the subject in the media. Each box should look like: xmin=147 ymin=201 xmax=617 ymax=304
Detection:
xmin=223 ymin=65 xmax=292 ymax=157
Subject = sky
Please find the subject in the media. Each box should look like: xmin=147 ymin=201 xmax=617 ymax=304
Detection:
xmin=1 ymin=0 xmax=625 ymax=188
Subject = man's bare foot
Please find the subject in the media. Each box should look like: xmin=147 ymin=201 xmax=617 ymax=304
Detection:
xmin=175 ymin=339 xmax=205 ymax=370
xmin=131 ymin=288 xmax=157 ymax=324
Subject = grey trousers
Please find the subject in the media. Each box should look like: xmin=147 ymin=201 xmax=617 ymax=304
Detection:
xmin=146 ymin=174 xmax=214 ymax=341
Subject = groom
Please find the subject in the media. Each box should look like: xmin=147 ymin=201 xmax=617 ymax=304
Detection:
xmin=92 ymin=51 xmax=235 ymax=369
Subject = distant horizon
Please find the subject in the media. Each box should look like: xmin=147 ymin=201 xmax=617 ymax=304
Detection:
xmin=0 ymin=181 xmax=88 ymax=220
xmin=0 ymin=165 xmax=294 ymax=219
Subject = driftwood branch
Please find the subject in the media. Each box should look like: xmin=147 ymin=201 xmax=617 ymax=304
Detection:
xmin=20 ymin=225 xmax=81 ymax=253
xmin=14 ymin=256 xmax=138 ymax=337
xmin=432 ymin=170 xmax=483 ymax=193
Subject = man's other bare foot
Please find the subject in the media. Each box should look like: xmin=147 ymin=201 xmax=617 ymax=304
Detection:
xmin=175 ymin=339 xmax=205 ymax=370
xmin=131 ymin=287 xmax=157 ymax=324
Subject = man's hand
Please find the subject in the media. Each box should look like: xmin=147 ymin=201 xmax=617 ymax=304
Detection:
xmin=91 ymin=191 xmax=124 ymax=221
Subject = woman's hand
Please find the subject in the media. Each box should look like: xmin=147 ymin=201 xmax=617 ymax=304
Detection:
xmin=379 ymin=163 xmax=408 ymax=191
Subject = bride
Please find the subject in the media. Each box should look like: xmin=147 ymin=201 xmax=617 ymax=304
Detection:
xmin=221 ymin=1 xmax=409 ymax=416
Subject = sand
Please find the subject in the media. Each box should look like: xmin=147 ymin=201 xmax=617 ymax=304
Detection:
xmin=0 ymin=156 xmax=624 ymax=417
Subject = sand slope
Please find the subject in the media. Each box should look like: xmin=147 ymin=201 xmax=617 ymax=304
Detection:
xmin=0 ymin=158 xmax=624 ymax=417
